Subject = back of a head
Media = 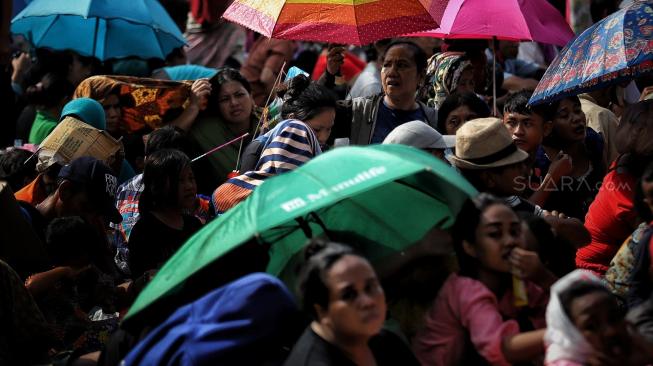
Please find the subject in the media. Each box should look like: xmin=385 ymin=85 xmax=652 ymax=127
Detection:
xmin=25 ymin=72 xmax=74 ymax=108
xmin=281 ymin=74 xmax=337 ymax=121
xmin=140 ymin=149 xmax=191 ymax=212
xmin=298 ymin=238 xmax=356 ymax=319
xmin=616 ymin=100 xmax=653 ymax=156
xmin=145 ymin=126 xmax=191 ymax=156
xmin=383 ymin=121 xmax=450 ymax=150
xmin=46 ymin=216 xmax=102 ymax=265
xmin=0 ymin=148 xmax=37 ymax=192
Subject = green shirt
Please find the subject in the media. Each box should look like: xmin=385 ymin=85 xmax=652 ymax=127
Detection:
xmin=28 ymin=111 xmax=58 ymax=145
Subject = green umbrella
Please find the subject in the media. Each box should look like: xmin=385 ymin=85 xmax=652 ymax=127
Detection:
xmin=125 ymin=144 xmax=476 ymax=325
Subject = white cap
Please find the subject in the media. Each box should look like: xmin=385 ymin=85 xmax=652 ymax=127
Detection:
xmin=383 ymin=121 xmax=455 ymax=150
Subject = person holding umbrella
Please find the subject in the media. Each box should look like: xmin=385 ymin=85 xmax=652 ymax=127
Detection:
xmin=325 ymin=40 xmax=437 ymax=145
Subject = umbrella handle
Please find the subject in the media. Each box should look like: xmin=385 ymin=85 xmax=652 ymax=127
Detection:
xmin=492 ymin=36 xmax=497 ymax=117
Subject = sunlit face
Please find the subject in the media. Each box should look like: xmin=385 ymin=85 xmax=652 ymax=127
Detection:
xmin=466 ymin=204 xmax=523 ymax=274
xmin=503 ymin=112 xmax=550 ymax=155
xmin=103 ymin=94 xmax=121 ymax=134
xmin=569 ymin=291 xmax=630 ymax=359
xmin=444 ymin=105 xmax=478 ymax=135
xmin=176 ymin=165 xmax=197 ymax=210
xmin=217 ymin=81 xmax=254 ymax=126
xmin=381 ymin=45 xmax=421 ymax=101
xmin=305 ymin=108 xmax=336 ymax=146
xmin=553 ymin=98 xmax=587 ymax=143
xmin=317 ymin=255 xmax=387 ymax=340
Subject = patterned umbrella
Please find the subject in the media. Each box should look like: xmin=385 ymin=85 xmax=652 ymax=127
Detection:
xmin=222 ymin=0 xmax=448 ymax=46
xmin=529 ymin=0 xmax=653 ymax=105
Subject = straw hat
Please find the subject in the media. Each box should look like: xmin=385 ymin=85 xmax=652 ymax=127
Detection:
xmin=449 ymin=117 xmax=529 ymax=170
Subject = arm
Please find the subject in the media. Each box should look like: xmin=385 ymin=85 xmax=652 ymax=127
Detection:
xmin=25 ymin=266 xmax=89 ymax=297
xmin=544 ymin=215 xmax=591 ymax=249
xmin=171 ymin=79 xmax=212 ymax=131
xmin=316 ymin=47 xmax=345 ymax=90
xmin=501 ymin=329 xmax=545 ymax=364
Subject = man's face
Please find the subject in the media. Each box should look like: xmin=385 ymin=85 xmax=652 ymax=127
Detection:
xmin=503 ymin=112 xmax=551 ymax=155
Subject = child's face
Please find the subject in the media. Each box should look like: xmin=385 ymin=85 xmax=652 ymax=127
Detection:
xmin=570 ymin=291 xmax=630 ymax=359
xmin=553 ymin=98 xmax=587 ymax=143
xmin=444 ymin=105 xmax=479 ymax=135
xmin=466 ymin=204 xmax=523 ymax=274
xmin=177 ymin=166 xmax=197 ymax=210
xmin=503 ymin=112 xmax=551 ymax=155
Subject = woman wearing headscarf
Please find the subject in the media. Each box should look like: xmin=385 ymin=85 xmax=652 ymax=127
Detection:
xmin=422 ymin=51 xmax=476 ymax=110
xmin=211 ymin=118 xmax=322 ymax=216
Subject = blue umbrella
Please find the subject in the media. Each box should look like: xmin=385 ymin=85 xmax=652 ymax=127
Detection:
xmin=11 ymin=0 xmax=186 ymax=60
xmin=529 ymin=0 xmax=653 ymax=106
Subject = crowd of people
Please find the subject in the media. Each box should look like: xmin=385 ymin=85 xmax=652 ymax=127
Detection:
xmin=2 ymin=0 xmax=653 ymax=365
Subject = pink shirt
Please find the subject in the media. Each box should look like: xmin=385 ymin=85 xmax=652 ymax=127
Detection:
xmin=413 ymin=273 xmax=548 ymax=366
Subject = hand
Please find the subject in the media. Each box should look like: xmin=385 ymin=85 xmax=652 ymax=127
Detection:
xmin=541 ymin=209 xmax=567 ymax=219
xmin=509 ymin=248 xmax=551 ymax=286
xmin=189 ymin=78 xmax=212 ymax=110
xmin=11 ymin=52 xmax=32 ymax=83
xmin=639 ymin=86 xmax=653 ymax=101
xmin=548 ymin=150 xmax=573 ymax=181
xmin=326 ymin=45 xmax=345 ymax=76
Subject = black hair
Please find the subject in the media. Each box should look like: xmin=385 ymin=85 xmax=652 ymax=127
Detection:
xmin=206 ymin=68 xmax=252 ymax=117
xmin=145 ymin=125 xmax=191 ymax=156
xmin=542 ymin=95 xmax=583 ymax=149
xmin=616 ymin=100 xmax=653 ymax=157
xmin=46 ymin=216 xmax=103 ymax=266
xmin=590 ymin=0 xmax=618 ymax=23
xmin=139 ymin=149 xmax=191 ymax=212
xmin=518 ymin=212 xmax=576 ymax=277
xmin=211 ymin=67 xmax=251 ymax=93
xmin=382 ymin=41 xmax=428 ymax=75
xmin=25 ymin=72 xmax=74 ymax=108
xmin=437 ymin=92 xmax=491 ymax=133
xmin=451 ymin=193 xmax=509 ymax=277
xmin=0 ymin=148 xmax=37 ymax=192
xmin=281 ymin=74 xmax=337 ymax=121
xmin=297 ymin=238 xmax=359 ymax=319
xmin=559 ymin=281 xmax=616 ymax=321
xmin=635 ymin=161 xmax=653 ymax=222
xmin=503 ymin=90 xmax=550 ymax=121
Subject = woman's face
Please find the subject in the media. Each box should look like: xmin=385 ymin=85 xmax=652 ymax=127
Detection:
xmin=305 ymin=108 xmax=336 ymax=146
xmin=381 ymin=45 xmax=421 ymax=101
xmin=445 ymin=105 xmax=478 ymax=135
xmin=217 ymin=81 xmax=254 ymax=126
xmin=466 ymin=204 xmax=523 ymax=274
xmin=553 ymin=98 xmax=587 ymax=143
xmin=456 ymin=68 xmax=475 ymax=95
xmin=318 ymin=255 xmax=387 ymax=340
xmin=176 ymin=165 xmax=197 ymax=210
xmin=103 ymin=94 xmax=121 ymax=134
xmin=569 ymin=291 xmax=630 ymax=359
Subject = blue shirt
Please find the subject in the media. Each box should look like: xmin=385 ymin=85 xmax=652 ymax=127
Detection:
xmin=371 ymin=100 xmax=427 ymax=144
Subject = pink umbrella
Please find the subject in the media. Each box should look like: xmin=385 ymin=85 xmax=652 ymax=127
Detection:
xmin=410 ymin=0 xmax=574 ymax=46
xmin=407 ymin=0 xmax=575 ymax=114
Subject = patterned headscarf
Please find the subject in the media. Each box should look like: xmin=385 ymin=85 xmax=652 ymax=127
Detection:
xmin=423 ymin=52 xmax=473 ymax=109
xmin=211 ymin=119 xmax=321 ymax=215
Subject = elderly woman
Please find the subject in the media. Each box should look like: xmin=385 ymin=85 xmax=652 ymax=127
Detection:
xmin=323 ymin=41 xmax=438 ymax=145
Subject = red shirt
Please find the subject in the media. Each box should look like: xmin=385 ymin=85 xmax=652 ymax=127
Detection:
xmin=578 ymin=163 xmax=637 ymax=274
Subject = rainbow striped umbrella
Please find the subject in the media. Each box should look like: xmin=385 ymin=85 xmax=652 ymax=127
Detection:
xmin=222 ymin=0 xmax=446 ymax=46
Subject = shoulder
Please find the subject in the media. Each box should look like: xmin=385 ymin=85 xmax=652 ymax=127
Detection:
xmin=283 ymin=327 xmax=351 ymax=366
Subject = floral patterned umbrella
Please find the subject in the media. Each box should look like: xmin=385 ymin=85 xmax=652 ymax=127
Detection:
xmin=529 ymin=0 xmax=653 ymax=105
